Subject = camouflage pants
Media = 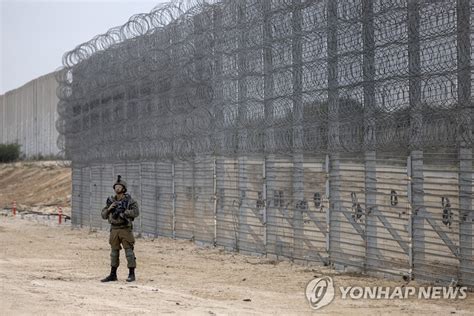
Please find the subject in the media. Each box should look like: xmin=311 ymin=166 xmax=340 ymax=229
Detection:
xmin=109 ymin=228 xmax=136 ymax=268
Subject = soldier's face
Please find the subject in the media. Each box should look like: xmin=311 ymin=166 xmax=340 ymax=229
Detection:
xmin=114 ymin=185 xmax=124 ymax=194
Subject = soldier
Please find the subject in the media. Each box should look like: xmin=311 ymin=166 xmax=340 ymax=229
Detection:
xmin=100 ymin=175 xmax=140 ymax=282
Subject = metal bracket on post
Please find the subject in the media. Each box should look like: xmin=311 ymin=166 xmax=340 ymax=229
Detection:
xmin=325 ymin=154 xmax=330 ymax=257
xmin=171 ymin=161 xmax=176 ymax=239
xmin=262 ymin=158 xmax=268 ymax=253
xmin=409 ymin=151 xmax=426 ymax=281
xmin=89 ymin=167 xmax=92 ymax=231
xmin=191 ymin=158 xmax=196 ymax=241
xmin=154 ymin=161 xmax=159 ymax=237
xmin=406 ymin=155 xmax=414 ymax=280
xmin=99 ymin=165 xmax=103 ymax=231
xmin=213 ymin=157 xmax=217 ymax=247
xmin=139 ymin=162 xmax=143 ymax=236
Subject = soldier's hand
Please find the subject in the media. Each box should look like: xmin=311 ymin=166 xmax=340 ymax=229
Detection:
xmin=108 ymin=202 xmax=117 ymax=211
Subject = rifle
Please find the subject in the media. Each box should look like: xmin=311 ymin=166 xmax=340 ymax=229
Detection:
xmin=109 ymin=197 xmax=130 ymax=224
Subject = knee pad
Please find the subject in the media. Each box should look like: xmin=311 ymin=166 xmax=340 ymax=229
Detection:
xmin=125 ymin=248 xmax=136 ymax=268
xmin=110 ymin=249 xmax=120 ymax=267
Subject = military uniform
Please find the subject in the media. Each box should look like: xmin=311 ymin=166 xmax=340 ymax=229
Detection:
xmin=101 ymin=176 xmax=139 ymax=282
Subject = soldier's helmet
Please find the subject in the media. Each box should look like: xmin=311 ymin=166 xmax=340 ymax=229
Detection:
xmin=113 ymin=175 xmax=128 ymax=193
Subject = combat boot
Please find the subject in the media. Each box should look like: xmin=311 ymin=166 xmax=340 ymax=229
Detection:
xmin=101 ymin=267 xmax=118 ymax=282
xmin=126 ymin=267 xmax=135 ymax=282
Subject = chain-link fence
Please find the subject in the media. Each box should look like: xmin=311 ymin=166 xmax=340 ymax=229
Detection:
xmin=58 ymin=0 xmax=473 ymax=287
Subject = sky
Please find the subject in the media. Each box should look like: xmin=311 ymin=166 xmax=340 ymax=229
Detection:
xmin=0 ymin=0 xmax=167 ymax=94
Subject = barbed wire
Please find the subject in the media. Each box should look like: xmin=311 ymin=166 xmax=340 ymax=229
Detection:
xmin=56 ymin=0 xmax=472 ymax=164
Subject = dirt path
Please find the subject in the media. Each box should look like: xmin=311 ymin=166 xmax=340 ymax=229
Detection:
xmin=0 ymin=161 xmax=71 ymax=215
xmin=0 ymin=215 xmax=472 ymax=315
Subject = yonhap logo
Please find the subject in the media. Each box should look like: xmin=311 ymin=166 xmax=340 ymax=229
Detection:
xmin=305 ymin=275 xmax=468 ymax=310
xmin=305 ymin=276 xmax=335 ymax=310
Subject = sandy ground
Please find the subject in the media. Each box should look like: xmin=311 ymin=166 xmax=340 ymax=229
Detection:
xmin=0 ymin=161 xmax=71 ymax=215
xmin=0 ymin=215 xmax=473 ymax=315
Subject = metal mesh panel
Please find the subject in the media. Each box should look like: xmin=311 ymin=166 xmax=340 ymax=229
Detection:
xmin=266 ymin=156 xmax=295 ymax=258
xmin=413 ymin=151 xmax=463 ymax=284
xmin=81 ymin=167 xmax=91 ymax=229
xmin=330 ymin=154 xmax=367 ymax=269
xmin=464 ymin=147 xmax=474 ymax=285
xmin=236 ymin=157 xmax=265 ymax=253
xmin=216 ymin=157 xmax=239 ymax=250
xmin=90 ymin=165 xmax=104 ymax=229
xmin=140 ymin=162 xmax=157 ymax=235
xmin=299 ymin=157 xmax=328 ymax=263
xmin=156 ymin=162 xmax=174 ymax=237
xmin=193 ymin=156 xmax=215 ymax=243
xmin=71 ymin=167 xmax=82 ymax=226
xmin=174 ymin=161 xmax=195 ymax=239
xmin=100 ymin=164 xmax=114 ymax=230
xmin=370 ymin=155 xmax=410 ymax=276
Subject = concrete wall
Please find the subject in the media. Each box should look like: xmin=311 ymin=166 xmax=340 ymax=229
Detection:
xmin=0 ymin=72 xmax=61 ymax=158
